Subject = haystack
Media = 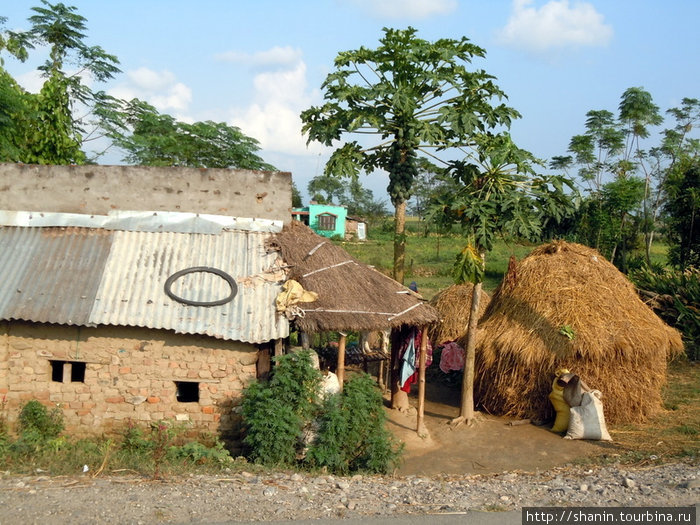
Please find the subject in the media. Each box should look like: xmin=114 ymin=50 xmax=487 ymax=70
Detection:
xmin=464 ymin=241 xmax=683 ymax=425
xmin=428 ymin=283 xmax=490 ymax=346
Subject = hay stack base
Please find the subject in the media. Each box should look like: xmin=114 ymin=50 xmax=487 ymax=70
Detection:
xmin=465 ymin=241 xmax=683 ymax=425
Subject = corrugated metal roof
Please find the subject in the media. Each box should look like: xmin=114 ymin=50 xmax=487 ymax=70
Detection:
xmin=0 ymin=226 xmax=288 ymax=343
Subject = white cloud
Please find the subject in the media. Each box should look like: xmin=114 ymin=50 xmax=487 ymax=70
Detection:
xmin=14 ymin=70 xmax=44 ymax=94
xmin=215 ymin=46 xmax=303 ymax=70
xmin=108 ymin=67 xmax=192 ymax=113
xmin=347 ymin=0 xmax=457 ymax=19
xmin=497 ymin=0 xmax=613 ymax=52
xmin=229 ymin=60 xmax=325 ymax=157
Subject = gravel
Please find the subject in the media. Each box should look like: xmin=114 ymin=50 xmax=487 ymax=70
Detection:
xmin=0 ymin=461 xmax=698 ymax=524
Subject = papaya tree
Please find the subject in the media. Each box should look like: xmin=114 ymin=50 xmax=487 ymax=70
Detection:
xmin=300 ymin=27 xmax=520 ymax=284
xmin=436 ymin=133 xmax=575 ymax=426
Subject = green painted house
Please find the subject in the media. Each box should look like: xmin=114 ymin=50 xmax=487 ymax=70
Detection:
xmin=292 ymin=203 xmax=348 ymax=239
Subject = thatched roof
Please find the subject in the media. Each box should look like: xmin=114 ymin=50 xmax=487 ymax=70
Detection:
xmin=463 ymin=241 xmax=684 ymax=425
xmin=273 ymin=221 xmax=438 ymax=333
xmin=428 ymin=283 xmax=490 ymax=346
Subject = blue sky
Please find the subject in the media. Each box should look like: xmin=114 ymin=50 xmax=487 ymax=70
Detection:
xmin=3 ymin=0 xmax=699 ymax=204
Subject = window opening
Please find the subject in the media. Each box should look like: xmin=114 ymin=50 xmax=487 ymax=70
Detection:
xmin=175 ymin=381 xmax=199 ymax=403
xmin=71 ymin=362 xmax=86 ymax=382
xmin=49 ymin=360 xmax=86 ymax=383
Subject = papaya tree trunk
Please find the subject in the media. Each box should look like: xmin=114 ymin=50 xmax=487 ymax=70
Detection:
xmin=393 ymin=199 xmax=407 ymax=285
xmin=452 ymin=251 xmax=485 ymax=427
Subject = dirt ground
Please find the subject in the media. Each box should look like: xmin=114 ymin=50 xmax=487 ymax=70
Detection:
xmin=387 ymin=380 xmax=615 ymax=476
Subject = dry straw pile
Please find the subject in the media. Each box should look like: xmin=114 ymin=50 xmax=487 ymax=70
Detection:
xmin=464 ymin=241 xmax=683 ymax=425
xmin=273 ymin=220 xmax=438 ymax=333
xmin=428 ymin=283 xmax=490 ymax=345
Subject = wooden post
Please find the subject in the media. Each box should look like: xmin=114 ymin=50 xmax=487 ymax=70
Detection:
xmin=336 ymin=333 xmax=347 ymax=392
xmin=416 ymin=326 xmax=429 ymax=436
xmin=274 ymin=338 xmax=284 ymax=364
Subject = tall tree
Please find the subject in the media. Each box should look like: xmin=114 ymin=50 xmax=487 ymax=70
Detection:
xmin=17 ymin=1 xmax=122 ymax=164
xmin=301 ymin=27 xmax=520 ymax=284
xmin=113 ymin=99 xmax=274 ymax=170
xmin=437 ymin=133 xmax=574 ymax=426
xmin=618 ymin=87 xmax=663 ymax=262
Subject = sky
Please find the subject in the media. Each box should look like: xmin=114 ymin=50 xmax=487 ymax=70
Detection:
xmin=3 ymin=0 xmax=699 ymax=205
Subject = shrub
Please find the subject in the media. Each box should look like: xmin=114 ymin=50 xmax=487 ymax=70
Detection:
xmin=241 ymin=351 xmax=321 ymax=466
xmin=17 ymin=400 xmax=64 ymax=440
xmin=630 ymin=266 xmax=700 ymax=360
xmin=305 ymin=374 xmax=403 ymax=475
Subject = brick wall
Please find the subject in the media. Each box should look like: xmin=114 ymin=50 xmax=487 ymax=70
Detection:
xmin=0 ymin=321 xmax=260 ymax=453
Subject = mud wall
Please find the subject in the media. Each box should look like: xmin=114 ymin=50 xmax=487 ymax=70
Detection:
xmin=0 ymin=163 xmax=292 ymax=222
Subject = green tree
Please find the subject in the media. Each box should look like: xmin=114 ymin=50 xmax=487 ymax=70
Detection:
xmin=301 ymin=27 xmax=520 ymax=284
xmin=307 ymin=172 xmax=346 ymax=204
xmin=438 ymin=133 xmax=574 ymax=425
xmin=291 ymin=181 xmax=303 ymax=207
xmin=17 ymin=1 xmax=122 ymax=164
xmin=114 ymin=99 xmax=275 ymax=170
xmin=665 ymin=162 xmax=700 ymax=270
xmin=618 ymin=87 xmax=663 ymax=262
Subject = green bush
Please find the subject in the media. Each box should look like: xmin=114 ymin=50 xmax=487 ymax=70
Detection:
xmin=241 ymin=351 xmax=402 ymax=474
xmin=305 ymin=374 xmax=403 ymax=474
xmin=17 ymin=400 xmax=64 ymax=440
xmin=630 ymin=266 xmax=700 ymax=360
xmin=241 ymin=351 xmax=321 ymax=466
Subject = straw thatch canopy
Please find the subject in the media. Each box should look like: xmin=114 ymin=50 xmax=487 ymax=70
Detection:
xmin=273 ymin=221 xmax=438 ymax=333
xmin=428 ymin=283 xmax=490 ymax=346
xmin=464 ymin=241 xmax=683 ymax=425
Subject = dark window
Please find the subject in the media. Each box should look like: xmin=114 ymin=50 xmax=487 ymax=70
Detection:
xmin=318 ymin=214 xmax=336 ymax=231
xmin=175 ymin=381 xmax=199 ymax=403
xmin=71 ymin=362 xmax=86 ymax=382
xmin=50 ymin=361 xmax=64 ymax=382
xmin=49 ymin=360 xmax=85 ymax=383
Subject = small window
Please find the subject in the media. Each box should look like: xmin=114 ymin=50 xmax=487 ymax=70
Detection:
xmin=71 ymin=362 xmax=86 ymax=382
xmin=49 ymin=360 xmax=85 ymax=383
xmin=175 ymin=381 xmax=199 ymax=403
xmin=318 ymin=213 xmax=336 ymax=231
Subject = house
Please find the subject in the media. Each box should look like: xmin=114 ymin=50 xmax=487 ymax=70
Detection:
xmin=291 ymin=202 xmax=348 ymax=239
xmin=0 ymin=164 xmax=292 ymax=452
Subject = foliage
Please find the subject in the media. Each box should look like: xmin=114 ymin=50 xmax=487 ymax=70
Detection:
xmin=552 ymin=90 xmax=699 ymax=271
xmin=241 ymin=352 xmax=400 ymax=473
xmin=438 ymin=133 xmax=576 ymax=279
xmin=301 ymin=26 xmax=521 ymax=283
xmin=241 ymin=351 xmax=321 ymax=467
xmin=305 ymin=374 xmax=402 ymax=475
xmin=113 ymin=99 xmax=275 ymax=170
xmin=307 ymin=174 xmax=388 ymax=218
xmin=664 ymin=162 xmax=700 ymax=270
xmin=1 ymin=1 xmax=123 ymax=164
xmin=17 ymin=399 xmax=64 ymax=441
xmin=630 ymin=266 xmax=700 ymax=360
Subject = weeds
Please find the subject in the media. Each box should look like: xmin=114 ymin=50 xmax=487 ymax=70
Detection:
xmin=0 ymin=400 xmax=235 ymax=478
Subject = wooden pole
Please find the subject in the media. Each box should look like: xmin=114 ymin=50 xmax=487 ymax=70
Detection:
xmin=273 ymin=338 xmax=284 ymax=365
xmin=416 ymin=326 xmax=429 ymax=436
xmin=336 ymin=333 xmax=347 ymax=392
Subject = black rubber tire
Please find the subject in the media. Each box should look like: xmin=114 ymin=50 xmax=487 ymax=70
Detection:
xmin=163 ymin=266 xmax=237 ymax=307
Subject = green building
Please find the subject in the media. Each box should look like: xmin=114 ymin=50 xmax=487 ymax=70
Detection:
xmin=292 ymin=203 xmax=348 ymax=239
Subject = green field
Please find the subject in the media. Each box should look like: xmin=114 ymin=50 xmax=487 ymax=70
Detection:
xmin=336 ymin=220 xmax=669 ymax=299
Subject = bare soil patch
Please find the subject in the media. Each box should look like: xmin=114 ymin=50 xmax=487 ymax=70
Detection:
xmin=387 ymin=380 xmax=615 ymax=476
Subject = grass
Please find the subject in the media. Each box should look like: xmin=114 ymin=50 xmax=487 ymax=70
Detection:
xmin=589 ymin=360 xmax=700 ymax=465
xmin=338 ymin=227 xmax=536 ymax=298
